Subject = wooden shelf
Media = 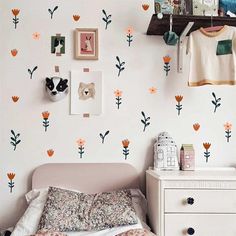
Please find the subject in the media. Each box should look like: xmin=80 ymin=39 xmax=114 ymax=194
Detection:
xmin=147 ymin=14 xmax=236 ymax=36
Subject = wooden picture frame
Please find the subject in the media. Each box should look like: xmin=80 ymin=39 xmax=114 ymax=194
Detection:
xmin=74 ymin=28 xmax=98 ymax=60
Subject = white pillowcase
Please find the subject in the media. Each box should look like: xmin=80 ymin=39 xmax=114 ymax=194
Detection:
xmin=130 ymin=189 xmax=147 ymax=223
xmin=11 ymin=188 xmax=147 ymax=235
xmin=11 ymin=188 xmax=48 ymax=236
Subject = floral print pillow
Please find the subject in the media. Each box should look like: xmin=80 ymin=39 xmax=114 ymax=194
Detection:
xmin=38 ymin=187 xmax=137 ymax=232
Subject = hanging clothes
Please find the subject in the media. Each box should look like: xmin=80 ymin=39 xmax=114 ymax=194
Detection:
xmin=187 ymin=25 xmax=236 ymax=86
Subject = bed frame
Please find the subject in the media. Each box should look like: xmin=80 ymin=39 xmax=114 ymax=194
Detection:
xmin=32 ymin=163 xmax=140 ymax=193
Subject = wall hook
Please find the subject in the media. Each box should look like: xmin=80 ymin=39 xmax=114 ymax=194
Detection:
xmin=177 ymin=22 xmax=194 ymax=73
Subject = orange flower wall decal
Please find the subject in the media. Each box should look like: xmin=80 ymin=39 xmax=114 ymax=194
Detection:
xmin=126 ymin=27 xmax=134 ymax=46
xmin=122 ymin=139 xmax=130 ymax=160
xmin=122 ymin=139 xmax=130 ymax=148
xmin=12 ymin=96 xmax=19 ymax=103
xmin=203 ymin=142 xmax=211 ymax=150
xmin=73 ymin=15 xmax=80 ymax=21
xmin=12 ymin=9 xmax=20 ymax=29
xmin=32 ymin=32 xmax=40 ymax=40
xmin=163 ymin=55 xmax=171 ymax=76
xmin=142 ymin=4 xmax=150 ymax=11
xmin=11 ymin=49 xmax=18 ymax=57
xmin=175 ymin=95 xmax=183 ymax=102
xmin=149 ymin=87 xmax=157 ymax=94
xmin=42 ymin=111 xmax=50 ymax=119
xmin=77 ymin=138 xmax=85 ymax=158
xmin=203 ymin=142 xmax=211 ymax=163
xmin=47 ymin=149 xmax=54 ymax=157
xmin=126 ymin=27 xmax=134 ymax=35
xmin=7 ymin=173 xmax=15 ymax=180
xmin=224 ymin=122 xmax=232 ymax=142
xmin=114 ymin=89 xmax=122 ymax=109
xmin=163 ymin=55 xmax=171 ymax=64
xmin=42 ymin=111 xmax=50 ymax=131
xmin=224 ymin=122 xmax=232 ymax=130
xmin=12 ymin=9 xmax=20 ymax=16
xmin=175 ymin=95 xmax=183 ymax=115
xmin=7 ymin=172 xmax=15 ymax=193
xmin=193 ymin=123 xmax=200 ymax=131
xmin=77 ymin=138 xmax=85 ymax=146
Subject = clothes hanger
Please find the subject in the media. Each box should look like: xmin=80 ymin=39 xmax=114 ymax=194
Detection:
xmin=203 ymin=14 xmax=224 ymax=32
xmin=163 ymin=14 xmax=179 ymax=46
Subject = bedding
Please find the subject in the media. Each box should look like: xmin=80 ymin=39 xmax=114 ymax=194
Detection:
xmin=116 ymin=228 xmax=156 ymax=236
xmin=32 ymin=228 xmax=155 ymax=236
xmin=11 ymin=187 xmax=148 ymax=236
xmin=38 ymin=187 xmax=138 ymax=232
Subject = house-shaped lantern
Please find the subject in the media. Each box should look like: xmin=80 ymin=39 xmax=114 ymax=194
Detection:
xmin=180 ymin=144 xmax=195 ymax=171
xmin=154 ymin=132 xmax=179 ymax=170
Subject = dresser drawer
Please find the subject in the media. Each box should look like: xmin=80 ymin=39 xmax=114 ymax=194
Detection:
xmin=165 ymin=189 xmax=236 ymax=213
xmin=165 ymin=214 xmax=236 ymax=236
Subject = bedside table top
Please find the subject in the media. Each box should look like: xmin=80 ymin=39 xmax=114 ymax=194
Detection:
xmin=147 ymin=168 xmax=236 ymax=181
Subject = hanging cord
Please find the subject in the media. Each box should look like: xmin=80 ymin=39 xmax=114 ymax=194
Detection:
xmin=170 ymin=14 xmax=173 ymax=32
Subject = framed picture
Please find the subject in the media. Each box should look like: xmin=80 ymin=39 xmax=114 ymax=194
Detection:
xmin=70 ymin=70 xmax=103 ymax=116
xmin=74 ymin=28 xmax=98 ymax=60
xmin=154 ymin=0 xmax=192 ymax=15
xmin=51 ymin=34 xmax=65 ymax=56
xmin=193 ymin=0 xmax=219 ymax=16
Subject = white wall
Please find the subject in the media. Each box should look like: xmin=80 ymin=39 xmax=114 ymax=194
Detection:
xmin=1 ymin=0 xmax=236 ymax=228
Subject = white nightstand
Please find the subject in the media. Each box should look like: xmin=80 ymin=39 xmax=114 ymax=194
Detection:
xmin=146 ymin=169 xmax=236 ymax=236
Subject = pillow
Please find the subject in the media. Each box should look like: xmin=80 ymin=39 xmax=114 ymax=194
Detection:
xmin=11 ymin=188 xmax=80 ymax=236
xmin=12 ymin=187 xmax=146 ymax=235
xmin=38 ymin=187 xmax=138 ymax=232
xmin=130 ymin=189 xmax=147 ymax=223
xmin=11 ymin=189 xmax=49 ymax=236
xmin=25 ymin=188 xmax=48 ymax=204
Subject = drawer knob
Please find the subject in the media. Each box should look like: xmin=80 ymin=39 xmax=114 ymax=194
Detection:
xmin=187 ymin=197 xmax=194 ymax=205
xmin=187 ymin=227 xmax=195 ymax=235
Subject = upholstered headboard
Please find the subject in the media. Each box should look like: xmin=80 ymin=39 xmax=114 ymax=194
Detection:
xmin=32 ymin=163 xmax=140 ymax=193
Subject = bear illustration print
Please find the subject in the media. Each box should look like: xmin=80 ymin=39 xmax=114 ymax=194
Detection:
xmin=78 ymin=82 xmax=96 ymax=100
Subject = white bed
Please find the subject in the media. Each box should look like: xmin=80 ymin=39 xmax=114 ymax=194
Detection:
xmin=11 ymin=163 xmax=150 ymax=236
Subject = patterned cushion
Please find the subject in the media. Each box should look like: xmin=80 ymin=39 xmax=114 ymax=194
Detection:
xmin=38 ymin=187 xmax=137 ymax=232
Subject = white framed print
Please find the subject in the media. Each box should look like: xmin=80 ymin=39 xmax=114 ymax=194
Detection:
xmin=70 ymin=70 xmax=103 ymax=116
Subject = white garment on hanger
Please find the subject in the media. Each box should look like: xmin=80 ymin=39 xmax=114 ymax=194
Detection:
xmin=187 ymin=25 xmax=236 ymax=86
